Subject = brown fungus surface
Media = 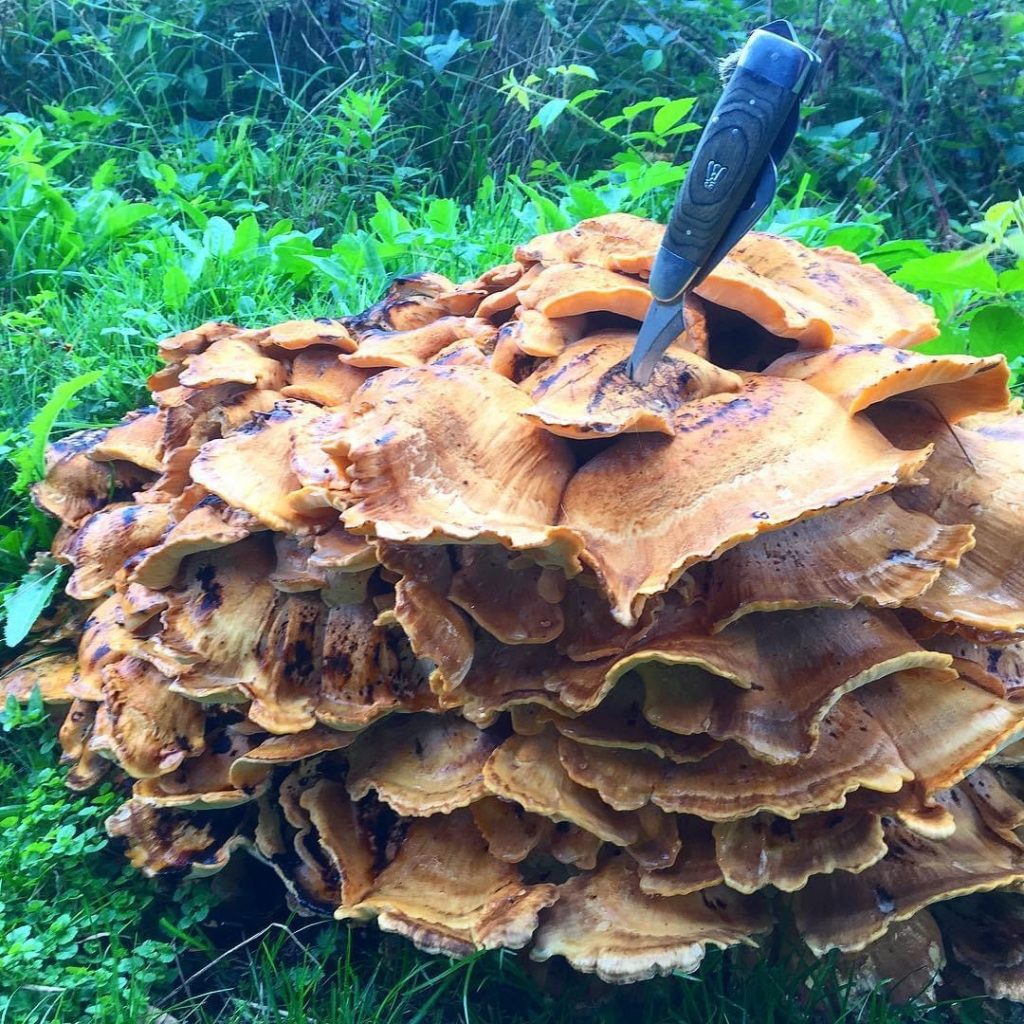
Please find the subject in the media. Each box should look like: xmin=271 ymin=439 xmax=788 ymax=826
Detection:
xmin=704 ymin=494 xmax=975 ymax=631
xmin=9 ymin=218 xmax=1024 ymax=989
xmin=190 ymin=401 xmax=334 ymax=533
xmin=695 ymin=232 xmax=939 ymax=349
xmin=342 ymin=317 xmax=496 ymax=369
xmin=341 ymin=365 xmax=581 ymax=567
xmin=282 ymin=348 xmax=371 ymax=406
xmin=835 ymin=911 xmax=947 ymax=1004
xmin=531 ymin=855 xmax=770 ymax=983
xmin=336 ymin=810 xmax=558 ymax=956
xmin=559 ymin=376 xmax=932 ymax=625
xmin=520 ymin=325 xmax=738 ymax=439
xmin=92 ymin=656 xmax=207 ymax=778
xmin=346 ymin=713 xmax=499 ymax=816
xmin=90 ymin=407 xmax=167 ymax=472
xmin=179 ymin=334 xmax=288 ymax=390
xmin=65 ymin=503 xmax=172 ymax=600
xmin=1 ymin=650 xmax=77 ymax=704
xmin=559 ymin=699 xmax=911 ymax=820
xmin=518 ymin=263 xmax=653 ymax=321
xmin=514 ymin=213 xmax=665 ymax=275
xmin=448 ymin=545 xmax=564 ymax=645
xmin=795 ymin=788 xmax=1024 ymax=954
xmin=32 ymin=429 xmax=118 ymax=527
xmin=130 ymin=497 xmax=259 ymax=590
xmin=712 ymin=807 xmax=888 ymax=894
xmin=766 ymin=343 xmax=1010 ymax=420
xmin=937 ymin=894 xmax=1024 ymax=1001
xmin=872 ymin=402 xmax=1024 ymax=640
xmin=636 ymin=604 xmax=953 ymax=764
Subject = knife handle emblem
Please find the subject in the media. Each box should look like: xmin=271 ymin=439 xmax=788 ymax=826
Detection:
xmin=703 ymin=161 xmax=728 ymax=191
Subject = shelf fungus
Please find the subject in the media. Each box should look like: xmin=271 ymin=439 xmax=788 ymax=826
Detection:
xmin=520 ymin=325 xmax=737 ymax=439
xmin=8 ymin=214 xmax=1024 ymax=995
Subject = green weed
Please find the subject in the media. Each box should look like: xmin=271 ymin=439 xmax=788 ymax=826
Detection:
xmin=0 ymin=700 xmax=218 ymax=1021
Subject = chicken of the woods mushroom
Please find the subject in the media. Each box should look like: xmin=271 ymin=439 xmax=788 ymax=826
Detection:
xmin=7 ymin=213 xmax=1024 ymax=997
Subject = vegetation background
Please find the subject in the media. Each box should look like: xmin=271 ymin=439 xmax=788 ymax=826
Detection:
xmin=1 ymin=0 xmax=1023 ymax=1020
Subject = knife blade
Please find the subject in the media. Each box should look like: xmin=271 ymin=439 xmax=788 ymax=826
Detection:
xmin=627 ymin=20 xmax=820 ymax=383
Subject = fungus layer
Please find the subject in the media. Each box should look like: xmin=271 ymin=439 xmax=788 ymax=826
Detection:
xmin=11 ymin=215 xmax=1024 ymax=991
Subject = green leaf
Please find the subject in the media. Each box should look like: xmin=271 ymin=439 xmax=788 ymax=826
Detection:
xmin=3 ymin=559 xmax=63 ymax=647
xmin=10 ymin=371 xmax=104 ymax=491
xmin=914 ymin=331 xmax=969 ymax=356
xmin=425 ymin=197 xmax=459 ymax=236
xmin=203 ymin=217 xmax=235 ymax=257
xmin=660 ymin=122 xmax=701 ymax=138
xmin=641 ymin=48 xmax=663 ymax=71
xmin=161 ymin=265 xmax=189 ymax=310
xmin=90 ymin=158 xmax=118 ymax=191
xmin=182 ymin=66 xmax=208 ymax=98
xmin=297 ymin=254 xmax=352 ymax=288
xmin=230 ymin=214 xmax=260 ymax=258
xmin=893 ymin=246 xmax=999 ymax=295
xmin=423 ymin=30 xmax=466 ymax=73
xmin=570 ymin=89 xmax=606 ymax=109
xmin=529 ymin=98 xmax=569 ymax=133
xmin=100 ymin=203 xmax=156 ymax=239
xmin=821 ymin=223 xmax=883 ymax=253
xmin=652 ymin=97 xmax=695 ymax=136
xmin=968 ymin=303 xmax=1024 ymax=359
xmin=622 ymin=97 xmax=668 ymax=120
xmin=861 ymin=239 xmax=935 ymax=273
xmin=999 ymin=267 xmax=1024 ymax=293
xmin=547 ymin=63 xmax=598 ymax=80
xmin=153 ymin=163 xmax=177 ymax=194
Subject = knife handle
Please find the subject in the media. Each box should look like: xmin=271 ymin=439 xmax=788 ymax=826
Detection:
xmin=651 ymin=29 xmax=813 ymax=303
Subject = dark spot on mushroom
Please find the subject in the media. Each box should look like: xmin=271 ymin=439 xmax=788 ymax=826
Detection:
xmin=874 ymin=885 xmax=896 ymax=914
xmin=196 ymin=564 xmax=223 ymax=613
xmin=285 ymin=639 xmax=315 ymax=680
xmin=267 ymin=405 xmax=295 ymax=423
xmin=211 ymin=732 xmax=233 ymax=755
xmin=324 ymin=652 xmax=353 ymax=677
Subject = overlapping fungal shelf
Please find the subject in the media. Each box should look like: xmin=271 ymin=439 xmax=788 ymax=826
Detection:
xmin=6 ymin=214 xmax=1024 ymax=992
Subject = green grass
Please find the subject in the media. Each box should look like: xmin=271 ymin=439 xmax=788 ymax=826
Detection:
xmin=2 ymin=47 xmax=1024 ymax=1024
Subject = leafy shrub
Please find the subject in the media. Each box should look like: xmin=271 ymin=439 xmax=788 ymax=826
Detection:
xmin=3 ymin=1 xmax=1021 ymax=236
xmin=893 ymin=198 xmax=1024 ymax=382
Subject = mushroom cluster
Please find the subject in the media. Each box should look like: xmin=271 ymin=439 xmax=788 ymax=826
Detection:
xmin=7 ymin=214 xmax=1024 ymax=993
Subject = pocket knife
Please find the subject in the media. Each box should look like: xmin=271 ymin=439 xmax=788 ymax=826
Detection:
xmin=627 ymin=20 xmax=821 ymax=382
